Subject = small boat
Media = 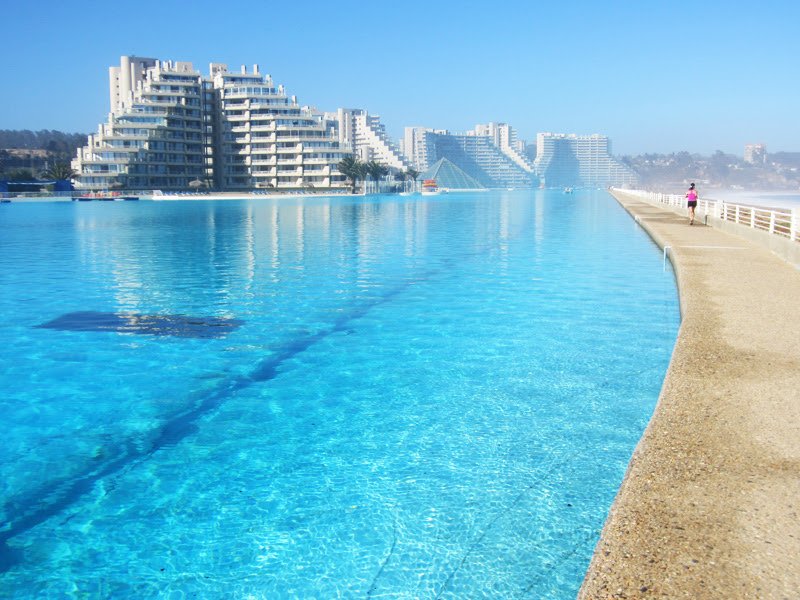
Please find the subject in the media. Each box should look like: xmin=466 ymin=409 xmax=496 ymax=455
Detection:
xmin=563 ymin=187 xmax=573 ymax=194
xmin=421 ymin=179 xmax=440 ymax=195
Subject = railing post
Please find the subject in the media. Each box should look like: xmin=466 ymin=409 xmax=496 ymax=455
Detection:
xmin=769 ymin=211 xmax=776 ymax=234
xmin=792 ymin=207 xmax=799 ymax=242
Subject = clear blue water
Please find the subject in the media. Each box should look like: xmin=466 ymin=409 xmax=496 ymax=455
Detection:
xmin=0 ymin=190 xmax=679 ymax=599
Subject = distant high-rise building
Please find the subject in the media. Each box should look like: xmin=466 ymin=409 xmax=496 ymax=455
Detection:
xmin=73 ymin=56 xmax=352 ymax=191
xmin=744 ymin=143 xmax=767 ymax=165
xmin=210 ymin=63 xmax=349 ymax=190
xmin=470 ymin=122 xmax=535 ymax=174
xmin=421 ymin=131 xmax=537 ymax=188
xmin=331 ymin=109 xmax=410 ymax=171
xmin=403 ymin=123 xmax=538 ymax=188
xmin=74 ymin=59 xmax=211 ymax=191
xmin=534 ymin=133 xmax=637 ymax=188
xmin=403 ymin=126 xmax=447 ymax=171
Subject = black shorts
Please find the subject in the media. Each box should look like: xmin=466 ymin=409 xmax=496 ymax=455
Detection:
xmin=688 ymin=201 xmax=697 ymax=208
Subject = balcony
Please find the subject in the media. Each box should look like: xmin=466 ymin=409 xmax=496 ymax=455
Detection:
xmin=276 ymin=167 xmax=303 ymax=175
xmin=252 ymin=168 xmax=277 ymax=176
xmin=304 ymin=167 xmax=330 ymax=176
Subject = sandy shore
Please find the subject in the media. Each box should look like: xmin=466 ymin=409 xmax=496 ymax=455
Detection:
xmin=578 ymin=190 xmax=800 ymax=599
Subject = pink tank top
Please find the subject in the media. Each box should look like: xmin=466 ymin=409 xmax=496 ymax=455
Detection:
xmin=687 ymin=190 xmax=697 ymax=201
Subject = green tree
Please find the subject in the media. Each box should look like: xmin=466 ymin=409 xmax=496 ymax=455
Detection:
xmin=7 ymin=168 xmax=35 ymax=181
xmin=337 ymin=155 xmax=364 ymax=193
xmin=406 ymin=168 xmax=419 ymax=191
xmin=42 ymin=162 xmax=78 ymax=180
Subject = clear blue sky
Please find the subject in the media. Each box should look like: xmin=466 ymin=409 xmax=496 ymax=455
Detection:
xmin=3 ymin=0 xmax=799 ymax=155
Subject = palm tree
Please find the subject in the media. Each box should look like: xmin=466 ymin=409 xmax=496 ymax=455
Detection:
xmin=337 ymin=156 xmax=363 ymax=194
xmin=393 ymin=169 xmax=406 ymax=193
xmin=364 ymin=161 xmax=389 ymax=193
xmin=41 ymin=162 xmax=78 ymax=180
xmin=406 ymin=168 xmax=419 ymax=192
xmin=357 ymin=161 xmax=369 ymax=192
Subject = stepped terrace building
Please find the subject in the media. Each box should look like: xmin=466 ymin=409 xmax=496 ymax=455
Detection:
xmin=416 ymin=131 xmax=537 ymax=188
xmin=73 ymin=56 xmax=351 ymax=191
xmin=330 ymin=109 xmax=410 ymax=171
xmin=471 ymin=122 xmax=535 ymax=175
xmin=533 ymin=133 xmax=637 ymax=189
xmin=74 ymin=58 xmax=211 ymax=190
xmin=403 ymin=124 xmax=537 ymax=188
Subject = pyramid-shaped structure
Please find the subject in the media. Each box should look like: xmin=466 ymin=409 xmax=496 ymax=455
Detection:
xmin=419 ymin=158 xmax=486 ymax=190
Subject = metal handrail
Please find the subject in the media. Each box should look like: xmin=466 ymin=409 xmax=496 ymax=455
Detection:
xmin=614 ymin=188 xmax=799 ymax=243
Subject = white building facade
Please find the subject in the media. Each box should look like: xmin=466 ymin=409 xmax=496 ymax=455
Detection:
xmin=74 ymin=59 xmax=211 ymax=190
xmin=744 ymin=143 xmax=767 ymax=165
xmin=73 ymin=56 xmax=351 ymax=191
xmin=470 ymin=123 xmax=535 ymax=174
xmin=212 ymin=64 xmax=349 ymax=190
xmin=332 ymin=109 xmax=410 ymax=171
xmin=534 ymin=133 xmax=638 ymax=188
xmin=402 ymin=126 xmax=447 ymax=171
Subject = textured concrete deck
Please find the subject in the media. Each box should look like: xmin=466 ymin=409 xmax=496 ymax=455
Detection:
xmin=579 ymin=191 xmax=800 ymax=599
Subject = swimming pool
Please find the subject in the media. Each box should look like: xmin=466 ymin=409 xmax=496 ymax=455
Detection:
xmin=0 ymin=190 xmax=679 ymax=598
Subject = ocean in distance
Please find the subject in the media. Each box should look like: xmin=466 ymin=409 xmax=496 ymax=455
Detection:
xmin=0 ymin=189 xmax=679 ymax=598
xmin=709 ymin=189 xmax=800 ymax=209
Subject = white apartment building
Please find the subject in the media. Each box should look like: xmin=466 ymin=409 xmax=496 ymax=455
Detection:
xmin=74 ymin=58 xmax=210 ymax=190
xmin=108 ymin=55 xmax=158 ymax=114
xmin=73 ymin=56 xmax=351 ymax=191
xmin=331 ymin=109 xmax=410 ymax=171
xmin=534 ymin=133 xmax=637 ymax=188
xmin=212 ymin=64 xmax=349 ymax=190
xmin=744 ymin=143 xmax=767 ymax=165
xmin=471 ymin=123 xmax=534 ymax=173
xmin=402 ymin=126 xmax=449 ymax=171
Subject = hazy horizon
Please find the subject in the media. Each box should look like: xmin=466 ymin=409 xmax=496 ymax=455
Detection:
xmin=3 ymin=1 xmax=799 ymax=156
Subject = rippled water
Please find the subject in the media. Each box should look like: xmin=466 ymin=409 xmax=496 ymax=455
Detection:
xmin=0 ymin=190 xmax=678 ymax=598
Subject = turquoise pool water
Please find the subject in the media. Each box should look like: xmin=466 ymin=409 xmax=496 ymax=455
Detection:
xmin=0 ymin=190 xmax=679 ymax=598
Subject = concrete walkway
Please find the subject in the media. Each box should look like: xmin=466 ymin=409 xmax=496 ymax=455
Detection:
xmin=579 ymin=191 xmax=800 ymax=599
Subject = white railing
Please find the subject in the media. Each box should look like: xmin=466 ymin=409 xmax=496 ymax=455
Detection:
xmin=614 ymin=188 xmax=799 ymax=243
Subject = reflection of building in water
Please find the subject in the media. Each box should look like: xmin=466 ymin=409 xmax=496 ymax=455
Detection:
xmin=72 ymin=194 xmax=560 ymax=322
xmin=534 ymin=133 xmax=638 ymax=188
xmin=74 ymin=56 xmax=351 ymax=191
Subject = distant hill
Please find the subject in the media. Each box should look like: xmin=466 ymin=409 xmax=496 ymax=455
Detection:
xmin=0 ymin=129 xmax=88 ymax=154
xmin=621 ymin=151 xmax=800 ymax=192
xmin=0 ymin=129 xmax=88 ymax=178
